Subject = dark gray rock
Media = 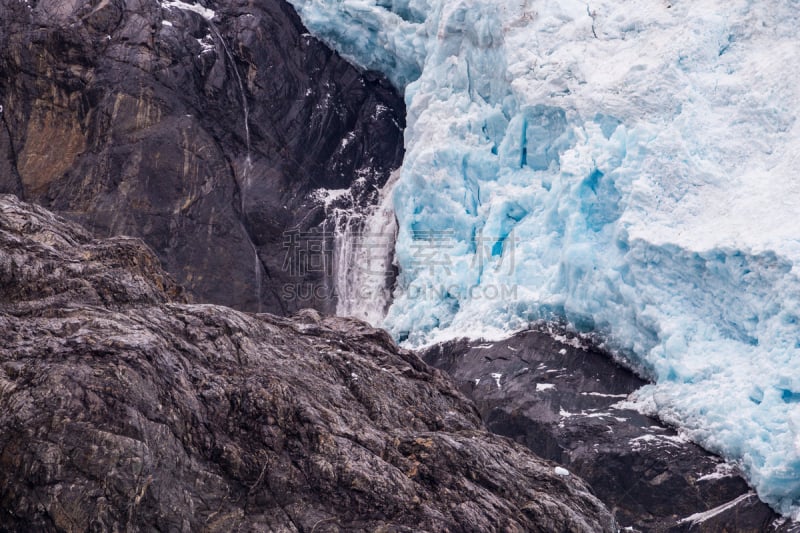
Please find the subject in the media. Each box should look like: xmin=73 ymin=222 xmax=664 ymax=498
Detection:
xmin=422 ymin=328 xmax=800 ymax=532
xmin=0 ymin=193 xmax=186 ymax=315
xmin=0 ymin=195 xmax=616 ymax=531
xmin=0 ymin=0 xmax=405 ymax=315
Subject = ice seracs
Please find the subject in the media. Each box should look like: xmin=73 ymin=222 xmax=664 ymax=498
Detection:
xmin=287 ymin=0 xmax=800 ymax=518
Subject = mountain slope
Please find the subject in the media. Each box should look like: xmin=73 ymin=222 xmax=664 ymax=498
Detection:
xmin=0 ymin=0 xmax=405 ymax=315
xmin=0 ymin=194 xmax=615 ymax=531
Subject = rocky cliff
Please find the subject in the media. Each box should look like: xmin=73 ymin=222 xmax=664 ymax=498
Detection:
xmin=423 ymin=331 xmax=798 ymax=532
xmin=0 ymin=194 xmax=616 ymax=531
xmin=0 ymin=0 xmax=405 ymax=315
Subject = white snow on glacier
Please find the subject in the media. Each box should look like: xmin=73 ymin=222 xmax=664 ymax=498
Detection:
xmin=288 ymin=0 xmax=800 ymax=517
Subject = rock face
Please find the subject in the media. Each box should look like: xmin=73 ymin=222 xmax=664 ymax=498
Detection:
xmin=0 ymin=194 xmax=616 ymax=532
xmin=0 ymin=0 xmax=405 ymax=315
xmin=422 ymin=331 xmax=799 ymax=532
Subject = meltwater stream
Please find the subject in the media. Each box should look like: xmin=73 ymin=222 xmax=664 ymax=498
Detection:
xmin=163 ymin=1 xmax=265 ymax=313
xmin=208 ymin=21 xmax=263 ymax=313
xmin=325 ymin=173 xmax=399 ymax=325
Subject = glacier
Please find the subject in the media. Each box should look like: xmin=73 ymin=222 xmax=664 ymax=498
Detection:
xmin=287 ymin=0 xmax=800 ymax=517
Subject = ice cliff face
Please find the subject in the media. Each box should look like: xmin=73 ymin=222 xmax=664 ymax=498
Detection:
xmin=288 ymin=0 xmax=800 ymax=517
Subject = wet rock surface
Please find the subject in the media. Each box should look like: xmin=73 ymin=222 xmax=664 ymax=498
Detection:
xmin=0 ymin=0 xmax=405 ymax=315
xmin=422 ymin=330 xmax=800 ymax=532
xmin=0 ymin=195 xmax=616 ymax=531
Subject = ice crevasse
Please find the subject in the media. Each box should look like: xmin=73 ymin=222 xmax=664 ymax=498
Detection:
xmin=286 ymin=0 xmax=800 ymax=517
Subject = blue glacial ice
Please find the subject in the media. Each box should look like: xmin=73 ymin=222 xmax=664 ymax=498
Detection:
xmin=287 ymin=0 xmax=800 ymax=517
